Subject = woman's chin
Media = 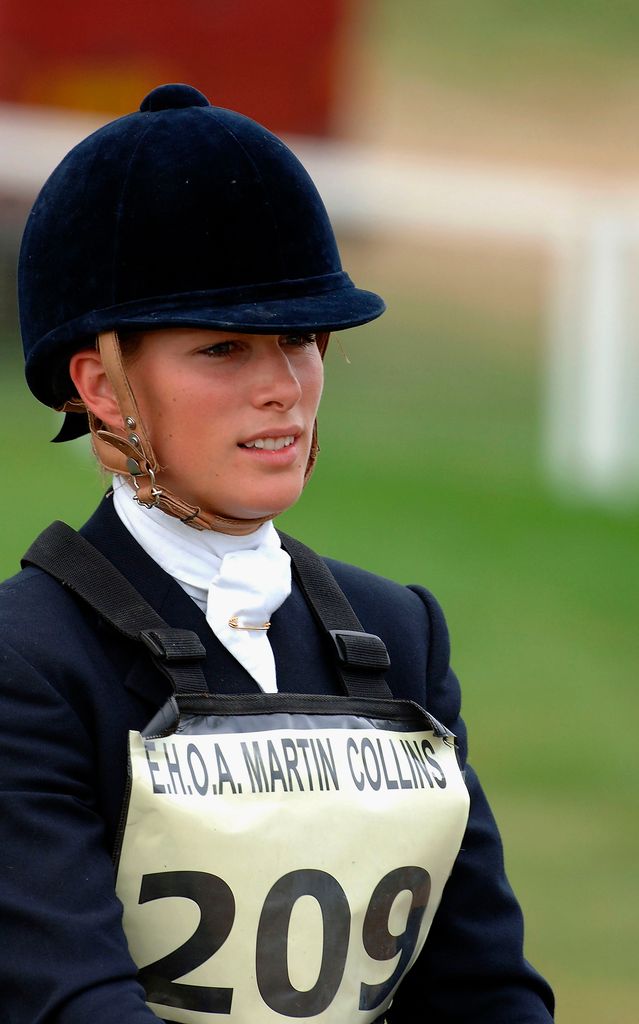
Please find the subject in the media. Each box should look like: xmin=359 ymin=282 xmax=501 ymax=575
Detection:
xmin=155 ymin=466 xmax=307 ymax=524
xmin=201 ymin=484 xmax=305 ymax=524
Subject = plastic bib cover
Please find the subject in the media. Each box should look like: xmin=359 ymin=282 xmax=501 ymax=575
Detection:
xmin=115 ymin=695 xmax=470 ymax=1023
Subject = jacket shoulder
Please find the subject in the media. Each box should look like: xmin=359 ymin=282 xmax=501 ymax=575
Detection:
xmin=0 ymin=564 xmax=88 ymax=633
xmin=327 ymin=557 xmax=426 ymax=610
xmin=324 ymin=556 xmax=444 ymax=643
xmin=0 ymin=564 xmax=121 ymax=692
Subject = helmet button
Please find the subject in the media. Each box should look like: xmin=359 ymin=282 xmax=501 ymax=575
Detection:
xmin=140 ymin=83 xmax=211 ymax=112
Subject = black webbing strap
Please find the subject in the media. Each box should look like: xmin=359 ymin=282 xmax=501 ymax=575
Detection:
xmin=22 ymin=521 xmax=208 ymax=695
xmin=278 ymin=531 xmax=393 ymax=699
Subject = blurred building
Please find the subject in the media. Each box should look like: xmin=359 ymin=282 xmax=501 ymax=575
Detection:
xmin=0 ymin=0 xmax=357 ymax=337
xmin=0 ymin=0 xmax=350 ymax=132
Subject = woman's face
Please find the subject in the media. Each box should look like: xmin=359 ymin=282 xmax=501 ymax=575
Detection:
xmin=122 ymin=328 xmax=324 ymax=521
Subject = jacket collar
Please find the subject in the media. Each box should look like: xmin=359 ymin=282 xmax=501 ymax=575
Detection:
xmin=80 ymin=494 xmax=262 ymax=703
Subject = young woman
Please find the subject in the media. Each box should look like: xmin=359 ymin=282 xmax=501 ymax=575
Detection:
xmin=0 ymin=84 xmax=554 ymax=1023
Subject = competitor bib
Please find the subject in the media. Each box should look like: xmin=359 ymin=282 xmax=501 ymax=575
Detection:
xmin=115 ymin=693 xmax=470 ymax=1024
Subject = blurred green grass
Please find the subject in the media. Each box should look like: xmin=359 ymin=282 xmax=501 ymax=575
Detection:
xmin=1 ymin=283 xmax=638 ymax=1022
xmin=372 ymin=0 xmax=639 ymax=89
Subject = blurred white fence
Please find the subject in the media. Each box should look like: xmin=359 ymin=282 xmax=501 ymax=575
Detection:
xmin=1 ymin=102 xmax=638 ymax=502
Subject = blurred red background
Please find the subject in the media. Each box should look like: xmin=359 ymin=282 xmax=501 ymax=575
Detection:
xmin=0 ymin=0 xmax=352 ymax=134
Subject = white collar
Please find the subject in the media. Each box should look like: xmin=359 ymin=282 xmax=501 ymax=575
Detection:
xmin=112 ymin=476 xmax=278 ymax=591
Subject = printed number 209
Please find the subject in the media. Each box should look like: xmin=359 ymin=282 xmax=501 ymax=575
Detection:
xmin=137 ymin=865 xmax=430 ymax=1017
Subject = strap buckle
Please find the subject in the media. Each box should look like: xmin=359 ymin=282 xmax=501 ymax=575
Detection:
xmin=328 ymin=629 xmax=391 ymax=671
xmin=140 ymin=628 xmax=206 ymax=662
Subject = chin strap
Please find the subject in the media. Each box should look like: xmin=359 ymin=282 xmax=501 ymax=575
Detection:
xmin=60 ymin=329 xmax=327 ymax=535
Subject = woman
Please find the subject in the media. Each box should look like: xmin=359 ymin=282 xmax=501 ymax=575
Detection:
xmin=0 ymin=84 xmax=554 ymax=1022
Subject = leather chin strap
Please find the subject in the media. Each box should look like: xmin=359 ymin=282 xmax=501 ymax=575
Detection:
xmin=60 ymin=329 xmax=328 ymax=535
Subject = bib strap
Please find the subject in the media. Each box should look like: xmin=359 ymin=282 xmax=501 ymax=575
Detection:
xmin=279 ymin=532 xmax=393 ymax=699
xmin=22 ymin=521 xmax=393 ymax=701
xmin=22 ymin=520 xmax=208 ymax=694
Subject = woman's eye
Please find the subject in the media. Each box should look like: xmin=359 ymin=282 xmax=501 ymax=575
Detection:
xmin=201 ymin=341 xmax=237 ymax=357
xmin=281 ymin=333 xmax=317 ymax=348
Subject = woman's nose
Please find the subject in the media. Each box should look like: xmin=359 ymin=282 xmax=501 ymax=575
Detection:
xmin=250 ymin=344 xmax=303 ymax=409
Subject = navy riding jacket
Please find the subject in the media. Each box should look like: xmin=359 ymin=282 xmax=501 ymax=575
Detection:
xmin=0 ymin=496 xmax=554 ymax=1023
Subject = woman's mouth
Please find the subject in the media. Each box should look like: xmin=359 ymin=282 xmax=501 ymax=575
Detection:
xmin=239 ymin=435 xmax=296 ymax=451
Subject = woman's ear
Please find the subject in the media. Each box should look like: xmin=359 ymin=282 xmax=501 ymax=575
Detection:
xmin=69 ymin=348 xmax=123 ymax=428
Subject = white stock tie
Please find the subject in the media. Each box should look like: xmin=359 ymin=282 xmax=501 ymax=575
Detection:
xmin=112 ymin=476 xmax=291 ymax=693
xmin=206 ymin=543 xmax=291 ymax=694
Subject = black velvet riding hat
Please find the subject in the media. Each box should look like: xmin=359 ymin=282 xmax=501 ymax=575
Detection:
xmin=18 ymin=82 xmax=385 ymax=431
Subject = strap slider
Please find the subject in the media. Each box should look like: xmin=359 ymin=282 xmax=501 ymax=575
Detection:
xmin=140 ymin=628 xmax=206 ymax=662
xmin=328 ymin=629 xmax=391 ymax=671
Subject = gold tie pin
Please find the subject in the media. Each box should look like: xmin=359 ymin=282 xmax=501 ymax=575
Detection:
xmin=228 ymin=616 xmax=271 ymax=631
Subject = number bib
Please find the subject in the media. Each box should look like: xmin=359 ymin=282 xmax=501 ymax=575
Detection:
xmin=115 ymin=693 xmax=470 ymax=1023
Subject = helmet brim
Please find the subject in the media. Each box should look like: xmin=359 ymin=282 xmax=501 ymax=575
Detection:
xmin=105 ymin=285 xmax=386 ymax=335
